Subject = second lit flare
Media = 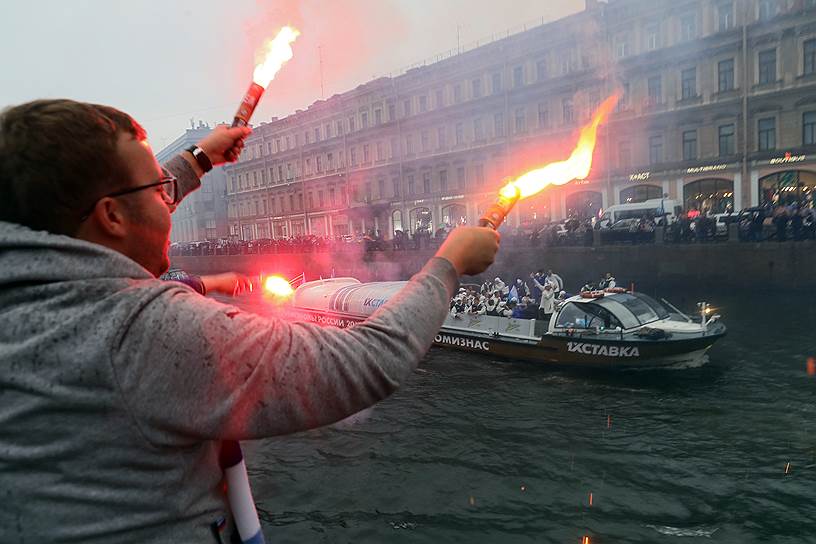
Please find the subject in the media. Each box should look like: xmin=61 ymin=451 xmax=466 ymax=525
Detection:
xmin=232 ymin=26 xmax=300 ymax=128
xmin=479 ymin=94 xmax=620 ymax=229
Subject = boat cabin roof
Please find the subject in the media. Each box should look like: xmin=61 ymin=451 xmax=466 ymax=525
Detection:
xmin=557 ymin=292 xmax=672 ymax=330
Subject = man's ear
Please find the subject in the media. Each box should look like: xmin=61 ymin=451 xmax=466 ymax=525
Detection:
xmin=87 ymin=197 xmax=129 ymax=239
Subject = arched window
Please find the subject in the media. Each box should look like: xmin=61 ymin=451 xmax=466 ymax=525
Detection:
xmin=758 ymin=170 xmax=816 ymax=207
xmin=565 ymin=191 xmax=603 ymax=219
xmin=441 ymin=204 xmax=467 ymax=226
xmin=409 ymin=207 xmax=432 ymax=233
xmin=392 ymin=210 xmax=403 ymax=233
xmin=620 ymin=184 xmax=663 ymax=203
xmin=683 ymin=178 xmax=734 ymax=213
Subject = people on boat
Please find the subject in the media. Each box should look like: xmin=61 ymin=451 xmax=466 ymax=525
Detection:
xmin=545 ymin=269 xmax=564 ymax=292
xmin=599 ymin=272 xmax=616 ymax=289
xmin=538 ymin=284 xmax=556 ymax=323
xmin=467 ymin=295 xmax=487 ymax=315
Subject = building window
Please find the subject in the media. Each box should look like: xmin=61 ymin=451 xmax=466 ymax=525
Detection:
xmin=336 ymin=120 xmax=344 ymax=135
xmin=514 ymin=107 xmax=526 ymax=133
xmin=407 ymin=175 xmax=415 ymax=195
xmin=350 ymin=147 xmax=358 ymax=166
xmin=314 ymin=127 xmax=321 ymax=142
xmin=388 ymin=103 xmax=396 ymax=121
xmin=390 ymin=138 xmax=398 ymax=159
xmin=438 ymin=126 xmax=447 ymax=148
xmin=647 ymin=75 xmax=662 ymax=104
xmin=513 ymin=65 xmax=524 ymax=87
xmin=455 ymin=123 xmax=464 ymax=145
xmin=277 ymin=165 xmax=284 ymax=181
xmin=494 ymin=112 xmax=504 ymax=137
xmin=758 ymin=49 xmax=776 ymax=84
xmin=758 ymin=118 xmax=776 ymax=150
xmin=471 ymin=78 xmax=482 ymax=99
xmin=454 ymin=84 xmax=463 ymax=103
xmin=363 ymin=144 xmax=370 ymax=163
xmin=682 ymin=130 xmax=698 ymax=160
xmin=439 ymin=170 xmax=448 ymax=193
xmin=562 ymin=98 xmax=574 ymax=124
xmin=376 ymin=142 xmax=384 ymax=161
xmin=474 ymin=117 xmax=484 ymax=140
xmin=719 ymin=124 xmax=735 ymax=156
xmin=349 ymin=116 xmax=355 ymax=132
xmin=680 ymin=13 xmax=697 ymax=42
xmin=492 ymin=72 xmax=502 ymax=94
xmin=325 ymin=124 xmax=332 ymax=139
xmin=436 ymin=89 xmax=444 ymax=108
xmin=538 ymin=103 xmax=549 ymax=128
xmin=803 ymin=112 xmax=816 ymax=145
xmin=718 ymin=59 xmax=734 ymax=92
xmin=718 ymin=2 xmax=733 ymax=31
xmin=758 ymin=0 xmax=775 ymax=21
xmin=318 ymin=190 xmax=324 ymax=207
xmin=475 ymin=164 xmax=484 ymax=185
xmin=315 ymin=156 xmax=322 ymax=173
xmin=421 ymin=131 xmax=429 ymax=152
xmin=645 ymin=23 xmax=659 ymax=51
xmin=618 ymin=141 xmax=631 ymax=168
xmin=419 ymin=95 xmax=427 ymax=112
xmin=374 ymin=109 xmax=382 ymax=125
xmin=615 ymin=36 xmax=630 ymax=59
xmin=403 ymin=99 xmax=412 ymax=116
xmin=649 ymin=135 xmax=663 ymax=164
xmin=405 ymin=135 xmax=414 ymax=155
xmin=681 ymin=67 xmax=697 ymax=99
xmin=536 ymin=59 xmax=548 ymax=81
xmin=329 ymin=189 xmax=335 ymax=205
xmin=392 ymin=177 xmax=400 ymax=197
xmin=378 ymin=178 xmax=385 ymax=199
xmin=457 ymin=166 xmax=466 ymax=188
xmin=805 ymin=39 xmax=816 ymax=75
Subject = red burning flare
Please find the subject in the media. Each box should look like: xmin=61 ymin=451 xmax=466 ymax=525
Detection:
xmin=502 ymin=93 xmax=620 ymax=200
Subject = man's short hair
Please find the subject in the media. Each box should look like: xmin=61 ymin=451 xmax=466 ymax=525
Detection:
xmin=0 ymin=99 xmax=147 ymax=235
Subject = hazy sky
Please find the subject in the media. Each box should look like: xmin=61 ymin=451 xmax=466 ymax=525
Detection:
xmin=0 ymin=0 xmax=583 ymax=150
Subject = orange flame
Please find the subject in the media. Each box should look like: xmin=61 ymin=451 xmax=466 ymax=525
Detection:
xmin=252 ymin=26 xmax=300 ymax=88
xmin=501 ymin=94 xmax=620 ymax=199
xmin=263 ymin=275 xmax=295 ymax=298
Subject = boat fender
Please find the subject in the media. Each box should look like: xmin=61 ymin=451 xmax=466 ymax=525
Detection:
xmin=580 ymin=291 xmax=605 ymax=299
xmin=604 ymin=287 xmax=626 ymax=294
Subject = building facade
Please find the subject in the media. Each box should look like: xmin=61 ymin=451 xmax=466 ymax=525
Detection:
xmin=225 ymin=0 xmax=816 ymax=241
xmin=156 ymin=125 xmax=230 ymax=242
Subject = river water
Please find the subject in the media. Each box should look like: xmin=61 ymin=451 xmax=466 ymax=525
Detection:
xmin=230 ymin=289 xmax=815 ymax=543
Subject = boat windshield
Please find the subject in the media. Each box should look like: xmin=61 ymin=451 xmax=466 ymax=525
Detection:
xmin=554 ymin=302 xmax=625 ymax=330
xmin=594 ymin=293 xmax=664 ymax=327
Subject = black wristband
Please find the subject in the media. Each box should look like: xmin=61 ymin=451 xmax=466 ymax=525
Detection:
xmin=186 ymin=145 xmax=213 ymax=173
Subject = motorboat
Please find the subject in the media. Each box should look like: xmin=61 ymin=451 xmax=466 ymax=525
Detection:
xmin=288 ymin=279 xmax=726 ymax=368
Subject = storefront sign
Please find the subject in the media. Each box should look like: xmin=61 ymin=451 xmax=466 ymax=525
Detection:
xmin=686 ymin=164 xmax=728 ymax=174
xmin=769 ymin=153 xmax=807 ymax=165
xmin=629 ymin=171 xmax=651 ymax=181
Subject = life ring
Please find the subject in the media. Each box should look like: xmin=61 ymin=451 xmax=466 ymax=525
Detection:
xmin=580 ymin=290 xmax=605 ymax=299
xmin=604 ymin=287 xmax=626 ymax=294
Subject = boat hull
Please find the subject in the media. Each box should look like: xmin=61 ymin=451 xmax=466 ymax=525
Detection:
xmin=286 ymin=307 xmax=725 ymax=369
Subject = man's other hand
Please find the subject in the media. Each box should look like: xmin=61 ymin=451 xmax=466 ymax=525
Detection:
xmin=198 ymin=125 xmax=252 ymax=166
xmin=435 ymin=227 xmax=500 ymax=277
xmin=201 ymin=272 xmax=253 ymax=296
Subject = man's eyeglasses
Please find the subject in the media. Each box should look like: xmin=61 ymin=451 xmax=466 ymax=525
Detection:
xmin=79 ymin=169 xmax=179 ymax=221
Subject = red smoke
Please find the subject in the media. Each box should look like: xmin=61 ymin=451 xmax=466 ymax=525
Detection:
xmin=237 ymin=0 xmax=409 ymax=120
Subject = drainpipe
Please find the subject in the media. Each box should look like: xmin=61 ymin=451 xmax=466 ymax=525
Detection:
xmin=741 ymin=0 xmax=750 ymax=209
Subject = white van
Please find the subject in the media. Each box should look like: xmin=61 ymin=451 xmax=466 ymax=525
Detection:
xmin=598 ymin=198 xmax=682 ymax=228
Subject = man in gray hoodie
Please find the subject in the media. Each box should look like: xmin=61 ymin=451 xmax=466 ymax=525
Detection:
xmin=0 ymin=99 xmax=499 ymax=543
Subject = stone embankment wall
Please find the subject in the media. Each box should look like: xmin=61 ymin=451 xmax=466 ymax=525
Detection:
xmin=172 ymin=240 xmax=816 ymax=291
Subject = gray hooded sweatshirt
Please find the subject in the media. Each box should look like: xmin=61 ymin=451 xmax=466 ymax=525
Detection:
xmin=0 ymin=157 xmax=458 ymax=543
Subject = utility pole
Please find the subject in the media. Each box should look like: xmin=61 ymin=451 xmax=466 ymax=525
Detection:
xmin=318 ymin=45 xmax=325 ymax=99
